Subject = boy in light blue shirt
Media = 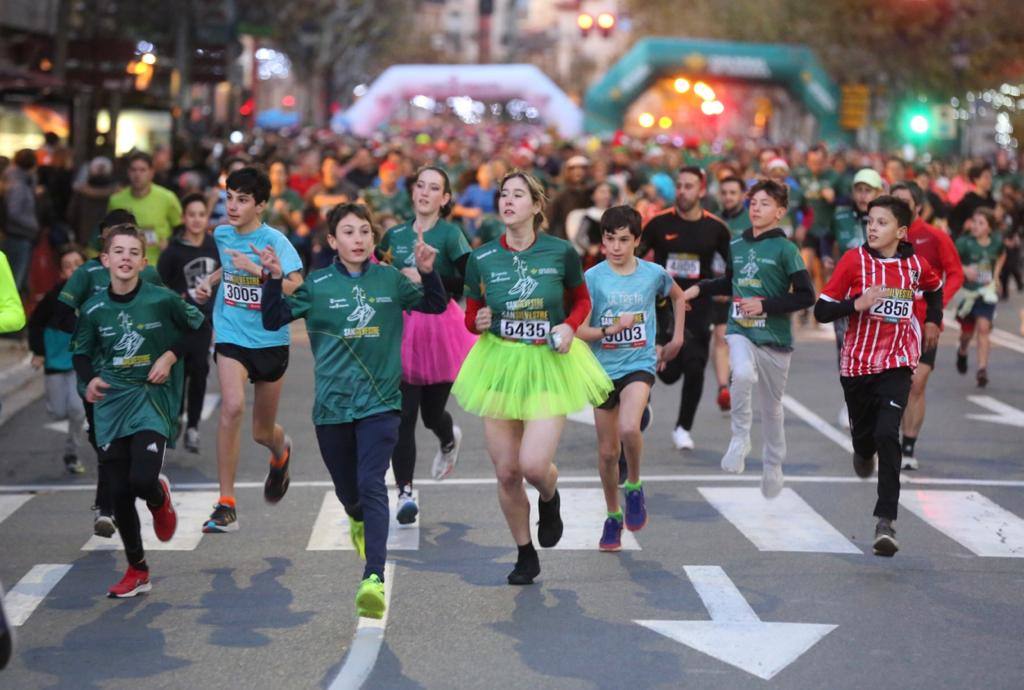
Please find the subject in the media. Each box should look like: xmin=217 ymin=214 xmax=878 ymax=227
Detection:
xmin=578 ymin=206 xmax=686 ymax=552
xmin=195 ymin=167 xmax=303 ymax=533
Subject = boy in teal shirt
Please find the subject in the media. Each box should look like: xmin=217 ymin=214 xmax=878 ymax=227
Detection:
xmin=578 ymin=206 xmax=686 ymax=551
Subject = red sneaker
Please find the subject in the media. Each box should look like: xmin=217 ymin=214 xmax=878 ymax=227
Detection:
xmin=717 ymin=385 xmax=731 ymax=412
xmin=108 ymin=565 xmax=151 ymax=598
xmin=149 ymin=474 xmax=177 ymax=542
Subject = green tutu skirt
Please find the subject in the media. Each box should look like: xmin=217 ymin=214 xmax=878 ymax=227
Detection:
xmin=452 ymin=333 xmax=613 ymax=420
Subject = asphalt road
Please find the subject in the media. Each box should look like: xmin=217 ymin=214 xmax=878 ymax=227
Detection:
xmin=2 ymin=297 xmax=1023 ymax=689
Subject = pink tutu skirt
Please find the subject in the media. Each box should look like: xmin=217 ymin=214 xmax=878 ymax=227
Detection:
xmin=402 ymin=300 xmax=478 ymax=385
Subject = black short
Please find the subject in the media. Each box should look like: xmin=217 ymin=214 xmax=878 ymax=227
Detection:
xmin=710 ymin=299 xmax=729 ymax=326
xmin=918 ymin=344 xmax=937 ymax=368
xmin=597 ymin=371 xmax=656 ymax=410
xmin=214 ymin=343 xmax=289 ymax=383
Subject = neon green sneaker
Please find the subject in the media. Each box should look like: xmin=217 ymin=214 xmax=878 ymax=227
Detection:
xmin=349 ymin=518 xmax=365 ymax=559
xmin=355 ymin=574 xmax=386 ymax=619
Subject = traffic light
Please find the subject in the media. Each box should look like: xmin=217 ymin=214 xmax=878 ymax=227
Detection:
xmin=901 ymin=104 xmax=934 ymax=141
xmin=578 ymin=12 xmax=615 ymax=38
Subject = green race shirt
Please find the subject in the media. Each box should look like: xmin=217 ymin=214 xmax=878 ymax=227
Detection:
xmin=726 ymin=232 xmax=807 ymax=348
xmin=796 ymin=169 xmax=838 ymax=237
xmin=73 ymin=282 xmax=205 ymax=446
xmin=464 ymin=234 xmax=583 ymax=343
xmin=378 ymin=218 xmax=470 ymax=283
xmin=830 ymin=206 xmax=867 ymax=254
xmin=107 ymin=184 xmax=183 ymax=264
xmin=281 ymin=263 xmax=424 ymax=424
xmin=721 ymin=206 xmax=751 ymax=238
xmin=262 ymin=189 xmax=304 ymax=234
xmin=364 ymin=188 xmax=414 ymax=223
xmin=956 ymin=233 xmax=1004 ymax=290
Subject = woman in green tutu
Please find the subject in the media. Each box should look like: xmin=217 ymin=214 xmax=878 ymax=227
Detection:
xmin=453 ymin=171 xmax=613 ymax=585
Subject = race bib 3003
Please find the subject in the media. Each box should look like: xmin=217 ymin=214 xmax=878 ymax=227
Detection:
xmin=223 ymin=274 xmax=263 ymax=310
xmin=500 ymin=319 xmax=550 ymax=342
xmin=666 ymin=253 xmax=701 ymax=280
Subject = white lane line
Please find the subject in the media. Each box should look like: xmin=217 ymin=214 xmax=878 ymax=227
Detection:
xmin=200 ymin=393 xmax=221 ymax=422
xmin=6 ymin=474 xmax=1024 ymax=493
xmin=327 ymin=560 xmax=396 ymax=690
xmin=526 ymin=488 xmax=640 ymax=550
xmin=81 ymin=491 xmax=218 ymax=552
xmin=966 ymin=395 xmax=1024 ymax=428
xmin=307 ymin=491 xmax=419 ymax=551
xmin=781 ymin=395 xmax=853 ymax=453
xmin=700 ymin=487 xmax=860 ymax=554
xmin=900 ymin=490 xmax=1024 ymax=558
xmin=944 ymin=315 xmax=1024 ymax=354
xmin=0 ymin=493 xmax=32 ymax=525
xmin=4 ymin=564 xmax=73 ymax=626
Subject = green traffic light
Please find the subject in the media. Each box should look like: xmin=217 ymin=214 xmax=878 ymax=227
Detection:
xmin=910 ymin=114 xmax=930 ymax=134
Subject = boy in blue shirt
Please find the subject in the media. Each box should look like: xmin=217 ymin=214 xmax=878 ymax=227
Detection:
xmin=195 ymin=167 xmax=304 ymax=532
xmin=577 ymin=206 xmax=686 ymax=551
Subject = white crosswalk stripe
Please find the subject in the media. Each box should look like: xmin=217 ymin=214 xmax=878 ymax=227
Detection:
xmin=81 ymin=491 xmax=219 ymax=552
xmin=307 ymin=490 xmax=419 ymax=551
xmin=899 ymin=490 xmax=1024 ymax=558
xmin=527 ymin=488 xmax=641 ymax=550
xmin=0 ymin=493 xmax=32 ymax=526
xmin=4 ymin=563 xmax=73 ymax=626
xmin=699 ymin=487 xmax=861 ymax=554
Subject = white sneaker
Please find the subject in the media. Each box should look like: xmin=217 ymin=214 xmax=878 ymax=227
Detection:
xmin=901 ymin=454 xmax=919 ymax=470
xmin=720 ymin=436 xmax=751 ymax=474
xmin=431 ymin=426 xmax=462 ymax=480
xmin=672 ymin=426 xmax=695 ymax=451
xmin=184 ymin=427 xmax=200 ymax=453
xmin=761 ymin=463 xmax=785 ymax=499
xmin=396 ymin=488 xmax=419 ymax=525
xmin=837 ymin=403 xmax=850 ymax=429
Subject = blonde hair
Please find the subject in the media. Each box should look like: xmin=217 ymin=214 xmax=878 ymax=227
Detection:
xmin=500 ymin=170 xmax=548 ymax=231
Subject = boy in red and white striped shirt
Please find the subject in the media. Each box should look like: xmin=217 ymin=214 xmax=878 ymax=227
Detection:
xmin=814 ymin=196 xmax=943 ymax=557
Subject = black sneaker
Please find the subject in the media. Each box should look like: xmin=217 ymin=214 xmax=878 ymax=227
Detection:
xmin=956 ymin=349 xmax=968 ymax=374
xmin=976 ymin=368 xmax=988 ymax=388
xmin=873 ymin=518 xmax=899 ymax=557
xmin=264 ymin=436 xmax=291 ymax=504
xmin=617 ymin=449 xmax=627 ymax=486
xmin=63 ymin=454 xmax=85 ymax=474
xmin=640 ymin=404 xmax=652 ymax=431
xmin=507 ymin=548 xmax=540 ymax=585
xmin=202 ymin=503 xmax=239 ymax=533
xmin=852 ymin=451 xmax=875 ymax=478
xmin=536 ymin=489 xmax=563 ymax=548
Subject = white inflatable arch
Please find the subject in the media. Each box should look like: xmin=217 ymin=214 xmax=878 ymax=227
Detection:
xmin=337 ymin=64 xmax=583 ymax=137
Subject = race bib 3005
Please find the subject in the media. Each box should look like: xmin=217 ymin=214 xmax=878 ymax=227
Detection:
xmin=223 ymin=274 xmax=262 ymax=310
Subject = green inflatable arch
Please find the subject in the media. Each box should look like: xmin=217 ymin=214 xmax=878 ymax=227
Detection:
xmin=585 ymin=37 xmax=841 ymax=141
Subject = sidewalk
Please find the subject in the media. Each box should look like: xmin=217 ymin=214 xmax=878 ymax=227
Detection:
xmin=0 ymin=336 xmax=44 ymax=427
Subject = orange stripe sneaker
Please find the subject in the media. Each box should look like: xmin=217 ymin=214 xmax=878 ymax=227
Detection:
xmin=264 ymin=436 xmax=292 ymax=504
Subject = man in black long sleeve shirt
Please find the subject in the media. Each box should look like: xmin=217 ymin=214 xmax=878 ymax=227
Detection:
xmin=640 ymin=166 xmax=732 ymax=450
xmin=682 ymin=180 xmax=815 ymax=498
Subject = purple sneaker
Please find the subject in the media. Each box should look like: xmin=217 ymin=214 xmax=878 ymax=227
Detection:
xmin=599 ymin=517 xmax=623 ymax=552
xmin=624 ymin=486 xmax=648 ymax=532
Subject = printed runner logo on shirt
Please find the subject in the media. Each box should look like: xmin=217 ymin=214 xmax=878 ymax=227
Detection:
xmin=223 ymin=272 xmax=262 ymax=310
xmin=344 ymin=285 xmax=380 ymax=338
xmin=739 ymin=249 xmax=760 ymax=285
xmin=868 ymin=287 xmax=914 ymax=322
xmin=508 ymin=255 xmax=539 ymax=299
xmin=112 ymin=311 xmax=149 ymax=367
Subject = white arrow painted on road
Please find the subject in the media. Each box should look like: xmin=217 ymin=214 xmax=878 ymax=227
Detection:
xmin=966 ymin=395 xmax=1024 ymax=428
xmin=636 ymin=566 xmax=836 ymax=681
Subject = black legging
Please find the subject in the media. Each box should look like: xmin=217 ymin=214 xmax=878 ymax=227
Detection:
xmin=100 ymin=430 xmax=166 ymax=567
xmin=657 ymin=321 xmax=712 ymax=431
xmin=1000 ymin=245 xmax=1022 ymax=298
xmin=179 ymin=325 xmax=212 ymax=428
xmin=391 ymin=381 xmax=456 ymax=489
xmin=84 ymin=400 xmax=112 ymax=515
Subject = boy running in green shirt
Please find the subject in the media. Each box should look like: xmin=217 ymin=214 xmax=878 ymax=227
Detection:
xmin=73 ymin=225 xmax=206 ymax=597
xmin=259 ymin=203 xmax=446 ymax=619
xmin=955 ymin=207 xmax=1006 ymax=387
xmin=683 ymin=180 xmax=816 ymax=497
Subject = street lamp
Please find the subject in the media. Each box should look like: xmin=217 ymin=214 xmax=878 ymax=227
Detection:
xmin=596 ymin=12 xmax=615 ymax=37
xmin=577 ymin=13 xmax=595 ymax=36
xmin=674 ymin=78 xmax=690 ymax=94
